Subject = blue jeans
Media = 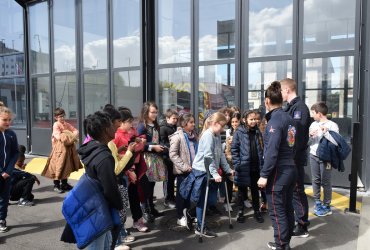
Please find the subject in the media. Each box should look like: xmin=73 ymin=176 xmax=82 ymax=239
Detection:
xmin=0 ymin=177 xmax=11 ymax=220
xmin=86 ymin=230 xmax=112 ymax=250
xmin=196 ymin=181 xmax=218 ymax=228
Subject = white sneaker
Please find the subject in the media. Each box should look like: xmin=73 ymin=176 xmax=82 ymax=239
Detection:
xmin=223 ymin=204 xmax=233 ymax=212
xmin=114 ymin=244 xmax=130 ymax=250
xmin=244 ymin=200 xmax=252 ymax=208
xmin=177 ymin=216 xmax=187 ymax=227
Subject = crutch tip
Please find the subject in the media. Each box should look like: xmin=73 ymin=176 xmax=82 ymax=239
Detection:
xmin=198 ymin=237 xmax=203 ymax=243
xmin=229 ymin=224 xmax=233 ymax=229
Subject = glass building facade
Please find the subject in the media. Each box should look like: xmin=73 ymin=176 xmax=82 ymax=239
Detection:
xmin=2 ymin=0 xmax=370 ymax=189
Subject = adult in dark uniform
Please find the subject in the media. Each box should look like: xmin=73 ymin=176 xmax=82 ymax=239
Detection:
xmin=280 ymin=78 xmax=311 ymax=237
xmin=258 ymin=81 xmax=297 ymax=250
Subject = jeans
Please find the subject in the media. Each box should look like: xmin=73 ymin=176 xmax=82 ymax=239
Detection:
xmin=86 ymin=231 xmax=112 ymax=250
xmin=310 ymin=154 xmax=332 ymax=205
xmin=176 ymin=174 xmax=191 ymax=219
xmin=196 ymin=181 xmax=218 ymax=228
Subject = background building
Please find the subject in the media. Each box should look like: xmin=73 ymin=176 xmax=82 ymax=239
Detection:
xmin=1 ymin=0 xmax=370 ymax=190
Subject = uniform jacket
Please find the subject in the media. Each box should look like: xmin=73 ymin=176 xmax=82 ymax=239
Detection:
xmin=0 ymin=129 xmax=19 ymax=176
xmin=317 ymin=131 xmax=351 ymax=172
xmin=260 ymin=108 xmax=296 ymax=178
xmin=284 ymin=97 xmax=311 ymax=161
xmin=231 ymin=125 xmax=264 ymax=186
xmin=169 ymin=127 xmax=198 ymax=175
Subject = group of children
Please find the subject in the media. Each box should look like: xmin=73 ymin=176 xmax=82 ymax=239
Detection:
xmin=0 ymin=87 xmax=343 ymax=249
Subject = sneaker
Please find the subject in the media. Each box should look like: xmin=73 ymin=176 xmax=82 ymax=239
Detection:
xmin=184 ymin=208 xmax=194 ymax=230
xmin=53 ymin=185 xmax=64 ymax=193
xmin=254 ymin=211 xmax=264 ymax=223
xmin=314 ymin=201 xmax=323 ymax=214
xmin=151 ymin=207 xmax=164 ymax=217
xmin=223 ymin=203 xmax=233 ymax=212
xmin=267 ymin=242 xmax=291 ymax=250
xmin=18 ymin=199 xmax=34 ymax=207
xmin=61 ymin=183 xmax=73 ymax=191
xmin=209 ymin=206 xmax=222 ymax=215
xmin=195 ymin=226 xmax=217 ymax=238
xmin=244 ymin=199 xmax=252 ymax=208
xmin=164 ymin=200 xmax=176 ymax=209
xmin=237 ymin=210 xmax=245 ymax=223
xmin=114 ymin=245 xmax=130 ymax=250
xmin=314 ymin=205 xmax=332 ymax=217
xmin=292 ymin=223 xmax=309 ymax=238
xmin=122 ymin=235 xmax=135 ymax=243
xmin=260 ymin=202 xmax=268 ymax=212
xmin=133 ymin=218 xmax=149 ymax=232
xmin=177 ymin=216 xmax=187 ymax=227
xmin=142 ymin=212 xmax=154 ymax=223
xmin=0 ymin=220 xmax=8 ymax=233
xmin=323 ymin=205 xmax=333 ymax=215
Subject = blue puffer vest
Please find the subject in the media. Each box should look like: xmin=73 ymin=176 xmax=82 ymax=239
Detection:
xmin=62 ymin=174 xmax=120 ymax=249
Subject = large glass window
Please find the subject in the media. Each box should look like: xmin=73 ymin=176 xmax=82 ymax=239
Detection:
xmin=198 ymin=64 xmax=235 ymax=122
xmin=32 ymin=77 xmax=51 ymax=127
xmin=199 ymin=0 xmax=235 ymax=61
xmin=303 ymin=56 xmax=353 ymax=138
xmin=249 ymin=0 xmax=293 ymax=57
xmin=113 ymin=0 xmax=140 ymax=68
xmin=158 ymin=67 xmax=191 ymax=114
xmin=158 ymin=0 xmax=191 ymax=64
xmin=114 ymin=70 xmax=142 ymax=116
xmin=29 ymin=2 xmax=49 ymax=74
xmin=55 ymin=75 xmax=77 ymax=127
xmin=303 ymin=0 xmax=356 ymax=53
xmin=82 ymin=0 xmax=107 ymax=70
xmin=247 ymin=60 xmax=292 ymax=110
xmin=53 ymin=0 xmax=76 ymax=72
xmin=84 ymin=72 xmax=108 ymax=116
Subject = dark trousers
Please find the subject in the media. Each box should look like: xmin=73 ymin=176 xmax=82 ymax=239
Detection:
xmin=224 ymin=178 xmax=233 ymax=204
xmin=175 ymin=174 xmax=190 ymax=219
xmin=237 ymin=171 xmax=260 ymax=212
xmin=163 ymin=159 xmax=175 ymax=201
xmin=292 ymin=163 xmax=309 ymax=225
xmin=266 ymin=166 xmax=297 ymax=248
xmin=10 ymin=177 xmax=35 ymax=201
xmin=140 ymin=175 xmax=156 ymax=209
xmin=128 ymin=182 xmax=143 ymax=222
xmin=0 ymin=178 xmax=11 ymax=220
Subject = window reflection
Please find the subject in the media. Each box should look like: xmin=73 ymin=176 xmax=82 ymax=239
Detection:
xmin=199 ymin=0 xmax=235 ymax=61
xmin=247 ymin=60 xmax=292 ymax=109
xmin=29 ymin=2 xmax=49 ymax=74
xmin=53 ymin=0 xmax=76 ymax=72
xmin=83 ymin=0 xmax=107 ymax=70
xmin=249 ymin=0 xmax=293 ymax=57
xmin=55 ymin=75 xmax=78 ymax=128
xmin=114 ymin=70 xmax=142 ymax=116
xmin=198 ymin=64 xmax=235 ymax=124
xmin=158 ymin=67 xmax=191 ymax=115
xmin=303 ymin=0 xmax=356 ymax=53
xmin=32 ymin=77 xmax=51 ymax=127
xmin=113 ymin=0 xmax=141 ymax=68
xmin=84 ymin=73 xmax=108 ymax=116
xmin=158 ymin=0 xmax=191 ymax=64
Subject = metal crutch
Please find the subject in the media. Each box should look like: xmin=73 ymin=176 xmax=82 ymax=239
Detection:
xmin=223 ymin=174 xmax=233 ymax=229
xmin=199 ymin=157 xmax=214 ymax=243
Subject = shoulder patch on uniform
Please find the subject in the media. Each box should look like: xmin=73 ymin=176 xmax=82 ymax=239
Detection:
xmin=269 ymin=126 xmax=275 ymax=133
xmin=287 ymin=125 xmax=296 ymax=147
xmin=293 ymin=111 xmax=302 ymax=120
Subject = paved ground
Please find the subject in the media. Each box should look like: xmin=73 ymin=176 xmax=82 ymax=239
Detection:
xmin=0 ymin=157 xmax=368 ymax=250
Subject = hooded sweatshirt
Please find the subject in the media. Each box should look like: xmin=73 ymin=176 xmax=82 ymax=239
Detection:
xmin=78 ymin=140 xmax=123 ymax=210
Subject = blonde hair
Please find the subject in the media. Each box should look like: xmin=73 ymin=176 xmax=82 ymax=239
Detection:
xmin=0 ymin=101 xmax=4 ymax=107
xmin=280 ymin=78 xmax=297 ymax=93
xmin=200 ymin=112 xmax=227 ymax=138
xmin=0 ymin=106 xmax=12 ymax=117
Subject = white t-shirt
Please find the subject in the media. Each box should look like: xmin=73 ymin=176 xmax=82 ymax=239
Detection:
xmin=308 ymin=120 xmax=339 ymax=156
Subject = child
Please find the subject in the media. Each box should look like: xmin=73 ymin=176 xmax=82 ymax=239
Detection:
xmin=308 ymin=102 xmax=339 ymax=217
xmin=137 ymin=102 xmax=166 ymax=222
xmin=0 ymin=106 xmax=19 ymax=233
xmin=231 ymin=110 xmax=264 ymax=223
xmin=160 ymin=109 xmax=178 ymax=208
xmin=10 ymin=145 xmax=40 ymax=207
xmin=255 ymin=111 xmax=267 ymax=212
xmin=169 ymin=113 xmax=198 ymax=229
xmin=42 ymin=107 xmax=82 ymax=193
xmin=114 ymin=110 xmax=149 ymax=233
xmin=187 ymin=112 xmax=233 ymax=238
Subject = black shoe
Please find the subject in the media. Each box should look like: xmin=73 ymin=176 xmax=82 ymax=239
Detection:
xmin=267 ymin=242 xmax=291 ymax=250
xmin=254 ymin=211 xmax=264 ymax=223
xmin=236 ymin=210 xmax=245 ymax=223
xmin=61 ymin=183 xmax=73 ymax=191
xmin=151 ymin=208 xmax=164 ymax=218
xmin=0 ymin=220 xmax=8 ymax=233
xmin=184 ymin=208 xmax=194 ymax=230
xmin=53 ymin=185 xmax=64 ymax=193
xmin=292 ymin=223 xmax=309 ymax=238
xmin=143 ymin=212 xmax=154 ymax=223
xmin=195 ymin=226 xmax=217 ymax=238
xmin=209 ymin=206 xmax=222 ymax=215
